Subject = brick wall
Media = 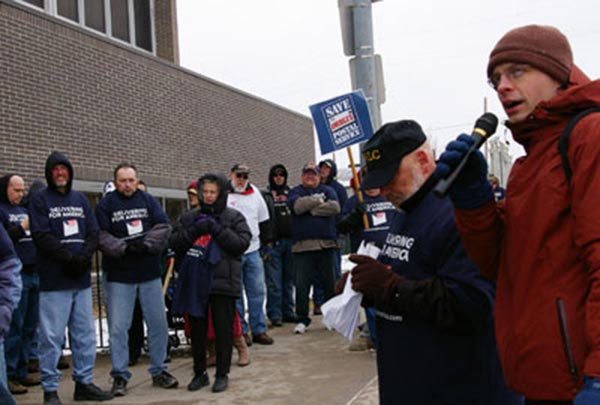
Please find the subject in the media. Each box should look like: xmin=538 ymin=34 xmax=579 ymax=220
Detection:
xmin=0 ymin=1 xmax=314 ymax=190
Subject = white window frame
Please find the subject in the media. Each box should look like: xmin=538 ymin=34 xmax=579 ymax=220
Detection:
xmin=12 ymin=0 xmax=156 ymax=55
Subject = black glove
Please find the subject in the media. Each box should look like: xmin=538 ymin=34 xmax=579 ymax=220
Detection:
xmin=126 ymin=240 xmax=148 ymax=255
xmin=355 ymin=202 xmax=367 ymax=215
xmin=65 ymin=254 xmax=90 ymax=277
xmin=350 ymin=254 xmax=404 ymax=307
xmin=194 ymin=214 xmax=217 ymax=236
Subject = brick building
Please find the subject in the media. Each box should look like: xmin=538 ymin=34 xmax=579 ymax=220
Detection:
xmin=0 ymin=0 xmax=315 ymax=220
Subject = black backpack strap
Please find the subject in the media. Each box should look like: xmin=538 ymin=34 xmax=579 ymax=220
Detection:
xmin=558 ymin=107 xmax=600 ymax=184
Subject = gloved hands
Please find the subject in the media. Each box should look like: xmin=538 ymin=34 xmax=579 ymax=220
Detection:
xmin=350 ymin=254 xmax=404 ymax=307
xmin=126 ymin=240 xmax=148 ymax=255
xmin=355 ymin=202 xmax=367 ymax=215
xmin=194 ymin=214 xmax=221 ymax=236
xmin=435 ymin=134 xmax=494 ymax=209
xmin=574 ymin=377 xmax=600 ymax=404
xmin=65 ymin=254 xmax=90 ymax=277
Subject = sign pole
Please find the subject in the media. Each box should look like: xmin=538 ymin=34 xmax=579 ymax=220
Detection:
xmin=346 ymin=146 xmax=369 ymax=229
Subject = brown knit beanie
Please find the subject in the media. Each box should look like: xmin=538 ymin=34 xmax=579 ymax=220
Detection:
xmin=487 ymin=25 xmax=573 ymax=85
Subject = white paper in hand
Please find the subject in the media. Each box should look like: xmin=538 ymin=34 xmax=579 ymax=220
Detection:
xmin=321 ymin=241 xmax=381 ymax=340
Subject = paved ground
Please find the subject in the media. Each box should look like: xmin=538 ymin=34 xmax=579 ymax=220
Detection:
xmin=16 ymin=317 xmax=379 ymax=405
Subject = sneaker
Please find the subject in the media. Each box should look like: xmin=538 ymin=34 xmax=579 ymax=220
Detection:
xmin=349 ymin=335 xmax=370 ymax=352
xmin=20 ymin=375 xmax=41 ymax=386
xmin=111 ymin=376 xmax=128 ymax=397
xmin=294 ymin=323 xmax=307 ymax=334
xmin=252 ymin=332 xmax=274 ymax=345
xmin=313 ymin=305 xmax=322 ymax=316
xmin=152 ymin=370 xmax=179 ymax=389
xmin=212 ymin=375 xmax=228 ymax=393
xmin=44 ymin=390 xmax=62 ymax=405
xmin=73 ymin=382 xmax=114 ymax=401
xmin=270 ymin=319 xmax=283 ymax=327
xmin=8 ymin=380 xmax=28 ymax=394
xmin=187 ymin=371 xmax=209 ymax=391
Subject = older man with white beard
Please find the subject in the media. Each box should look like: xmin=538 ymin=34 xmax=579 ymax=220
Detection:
xmin=227 ymin=164 xmax=273 ymax=345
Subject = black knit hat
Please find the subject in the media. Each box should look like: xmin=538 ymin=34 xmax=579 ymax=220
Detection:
xmin=487 ymin=25 xmax=573 ymax=85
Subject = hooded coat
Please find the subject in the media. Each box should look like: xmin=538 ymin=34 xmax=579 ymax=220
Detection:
xmin=263 ymin=164 xmax=292 ymax=239
xmin=170 ymin=173 xmax=251 ymax=297
xmin=29 ymin=152 xmax=99 ymax=291
xmin=454 ymin=68 xmax=600 ymax=399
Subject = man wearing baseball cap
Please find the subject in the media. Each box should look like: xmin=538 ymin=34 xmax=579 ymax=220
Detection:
xmin=348 ymin=120 xmax=515 ymax=404
xmin=437 ymin=25 xmax=600 ymax=403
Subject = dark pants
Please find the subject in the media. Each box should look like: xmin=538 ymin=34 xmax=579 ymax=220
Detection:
xmin=128 ymin=298 xmax=144 ymax=361
xmin=294 ymin=249 xmax=336 ymax=326
xmin=189 ymin=295 xmax=235 ymax=377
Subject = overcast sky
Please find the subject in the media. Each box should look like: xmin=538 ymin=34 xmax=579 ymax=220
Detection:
xmin=176 ymin=0 xmax=600 ymax=165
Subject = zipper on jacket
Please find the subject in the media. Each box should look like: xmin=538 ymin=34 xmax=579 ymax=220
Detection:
xmin=556 ymin=297 xmax=579 ymax=390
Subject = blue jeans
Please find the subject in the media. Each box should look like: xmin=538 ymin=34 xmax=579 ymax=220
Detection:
xmin=0 ymin=343 xmax=16 ymax=405
xmin=313 ymin=246 xmax=341 ymax=306
xmin=365 ymin=307 xmax=378 ymax=348
xmin=104 ymin=277 xmax=168 ymax=380
xmin=264 ymin=238 xmax=295 ymax=322
xmin=5 ymin=272 xmax=39 ymax=381
xmin=38 ymin=288 xmax=96 ymax=392
xmin=236 ymin=251 xmax=267 ymax=335
xmin=294 ymin=249 xmax=336 ymax=326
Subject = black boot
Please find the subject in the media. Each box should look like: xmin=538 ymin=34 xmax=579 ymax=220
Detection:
xmin=73 ymin=382 xmax=114 ymax=401
xmin=187 ymin=371 xmax=210 ymax=391
xmin=44 ymin=391 xmax=62 ymax=405
xmin=212 ymin=375 xmax=228 ymax=393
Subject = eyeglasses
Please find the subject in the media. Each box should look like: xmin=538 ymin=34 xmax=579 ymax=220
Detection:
xmin=236 ymin=173 xmax=248 ymax=179
xmin=488 ymin=64 xmax=531 ymax=90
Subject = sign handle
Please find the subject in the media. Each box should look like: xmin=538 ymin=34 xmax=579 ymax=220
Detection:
xmin=346 ymin=146 xmax=369 ymax=229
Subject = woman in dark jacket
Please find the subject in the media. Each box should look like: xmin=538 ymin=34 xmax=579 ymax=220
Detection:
xmin=170 ymin=173 xmax=251 ymax=393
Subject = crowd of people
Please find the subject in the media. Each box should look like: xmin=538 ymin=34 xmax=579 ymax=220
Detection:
xmin=1 ymin=23 xmax=599 ymax=405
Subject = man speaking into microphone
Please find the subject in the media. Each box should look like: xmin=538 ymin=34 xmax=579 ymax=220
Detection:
xmin=347 ymin=120 xmax=518 ymax=404
xmin=438 ymin=25 xmax=600 ymax=404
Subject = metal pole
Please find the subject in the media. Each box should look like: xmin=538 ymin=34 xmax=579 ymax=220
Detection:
xmin=351 ymin=0 xmax=381 ymax=131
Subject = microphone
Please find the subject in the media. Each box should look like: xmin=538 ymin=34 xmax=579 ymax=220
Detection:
xmin=433 ymin=112 xmax=499 ymax=198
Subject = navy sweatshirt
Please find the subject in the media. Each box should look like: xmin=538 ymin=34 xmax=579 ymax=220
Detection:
xmin=0 ymin=203 xmax=36 ymax=268
xmin=30 ymin=188 xmax=98 ymax=291
xmin=288 ymin=184 xmax=338 ymax=242
xmin=96 ymin=190 xmax=169 ymax=284
xmin=374 ymin=183 xmax=511 ymax=404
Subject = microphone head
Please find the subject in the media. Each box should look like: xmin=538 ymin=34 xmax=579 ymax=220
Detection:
xmin=475 ymin=113 xmax=499 ymax=137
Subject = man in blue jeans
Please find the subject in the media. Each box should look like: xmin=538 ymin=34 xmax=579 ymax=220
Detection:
xmin=30 ymin=151 xmax=113 ymax=404
xmin=288 ymin=162 xmax=340 ymax=334
xmin=0 ymin=174 xmax=41 ymax=395
xmin=96 ymin=163 xmax=177 ymax=397
xmin=261 ymin=164 xmax=296 ymax=326
xmin=0 ymin=223 xmax=24 ymax=405
xmin=227 ymin=164 xmax=274 ymax=345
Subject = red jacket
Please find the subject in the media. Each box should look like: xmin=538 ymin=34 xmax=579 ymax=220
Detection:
xmin=455 ymin=68 xmax=600 ymax=400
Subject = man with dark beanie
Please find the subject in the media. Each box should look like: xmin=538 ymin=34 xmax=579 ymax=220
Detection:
xmin=437 ymin=25 xmax=600 ymax=403
xmin=261 ymin=164 xmax=297 ymax=326
xmin=29 ymin=151 xmax=113 ymax=404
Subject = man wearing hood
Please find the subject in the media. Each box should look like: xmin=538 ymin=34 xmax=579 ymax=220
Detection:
xmin=438 ymin=25 xmax=600 ymax=402
xmin=261 ymin=164 xmax=296 ymax=326
xmin=96 ymin=163 xmax=177 ymax=397
xmin=227 ymin=164 xmax=273 ymax=345
xmin=29 ymin=151 xmax=113 ymax=404
xmin=0 ymin=174 xmax=40 ymax=395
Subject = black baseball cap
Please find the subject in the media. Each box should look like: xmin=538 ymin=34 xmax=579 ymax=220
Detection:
xmin=231 ymin=164 xmax=250 ymax=174
xmin=361 ymin=120 xmax=427 ymax=189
